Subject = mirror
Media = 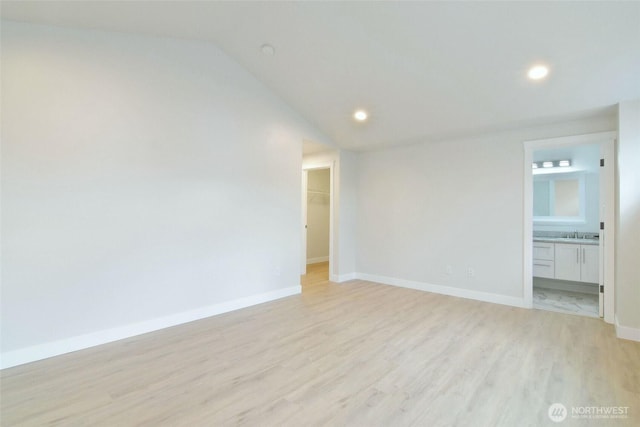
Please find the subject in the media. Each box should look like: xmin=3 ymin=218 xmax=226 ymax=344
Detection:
xmin=533 ymin=173 xmax=586 ymax=224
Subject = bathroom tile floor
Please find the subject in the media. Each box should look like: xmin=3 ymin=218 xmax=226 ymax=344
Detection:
xmin=533 ymin=287 xmax=599 ymax=318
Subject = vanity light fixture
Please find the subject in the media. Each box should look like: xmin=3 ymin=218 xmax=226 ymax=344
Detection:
xmin=532 ymin=160 xmax=572 ymax=170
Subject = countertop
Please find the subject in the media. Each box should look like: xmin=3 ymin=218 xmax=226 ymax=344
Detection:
xmin=533 ymin=237 xmax=599 ymax=246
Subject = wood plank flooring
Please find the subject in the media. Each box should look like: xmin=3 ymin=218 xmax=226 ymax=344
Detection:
xmin=301 ymin=261 xmax=329 ymax=288
xmin=2 ymin=270 xmax=639 ymax=426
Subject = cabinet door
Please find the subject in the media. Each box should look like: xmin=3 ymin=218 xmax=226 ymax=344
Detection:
xmin=555 ymin=243 xmax=581 ymax=281
xmin=581 ymin=245 xmax=599 ymax=284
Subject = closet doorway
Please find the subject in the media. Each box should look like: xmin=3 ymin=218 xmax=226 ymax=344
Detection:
xmin=301 ymin=166 xmax=332 ymax=287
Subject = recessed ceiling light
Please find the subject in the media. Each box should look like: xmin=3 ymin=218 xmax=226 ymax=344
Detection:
xmin=528 ymin=65 xmax=549 ymax=80
xmin=261 ymin=44 xmax=275 ymax=56
xmin=354 ymin=110 xmax=368 ymax=121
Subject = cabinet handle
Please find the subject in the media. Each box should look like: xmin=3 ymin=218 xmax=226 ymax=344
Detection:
xmin=583 ymin=247 xmax=585 ymax=264
xmin=533 ymin=263 xmax=550 ymax=267
xmin=576 ymin=248 xmax=579 ymax=264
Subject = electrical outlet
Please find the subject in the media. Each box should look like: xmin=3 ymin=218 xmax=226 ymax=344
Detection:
xmin=467 ymin=267 xmax=475 ymax=277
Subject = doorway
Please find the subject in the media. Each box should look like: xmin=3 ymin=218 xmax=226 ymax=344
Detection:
xmin=301 ymin=166 xmax=332 ymax=288
xmin=523 ymin=132 xmax=616 ymax=323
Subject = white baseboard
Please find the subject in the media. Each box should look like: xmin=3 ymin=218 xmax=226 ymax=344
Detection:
xmin=0 ymin=285 xmax=301 ymax=370
xmin=307 ymin=256 xmax=329 ymax=264
xmin=615 ymin=315 xmax=640 ymax=342
xmin=355 ymin=273 xmax=526 ymax=308
xmin=335 ymin=273 xmax=356 ymax=283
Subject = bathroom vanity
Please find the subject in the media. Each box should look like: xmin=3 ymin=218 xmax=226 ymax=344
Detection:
xmin=532 ymin=237 xmax=599 ymax=283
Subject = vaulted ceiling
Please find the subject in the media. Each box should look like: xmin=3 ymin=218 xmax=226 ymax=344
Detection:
xmin=3 ymin=1 xmax=639 ymax=151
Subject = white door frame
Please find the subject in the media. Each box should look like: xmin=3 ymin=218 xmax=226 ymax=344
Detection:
xmin=301 ymin=162 xmax=335 ymax=277
xmin=523 ymin=131 xmax=616 ymax=323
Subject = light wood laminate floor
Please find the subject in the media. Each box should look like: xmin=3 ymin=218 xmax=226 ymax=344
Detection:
xmin=2 ymin=277 xmax=639 ymax=426
xmin=301 ymin=261 xmax=329 ymax=288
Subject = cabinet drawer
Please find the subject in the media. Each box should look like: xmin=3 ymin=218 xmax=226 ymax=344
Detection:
xmin=533 ymin=260 xmax=555 ymax=279
xmin=533 ymin=242 xmax=555 ymax=261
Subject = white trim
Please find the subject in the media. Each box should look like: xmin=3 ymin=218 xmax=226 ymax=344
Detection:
xmin=307 ymin=256 xmax=329 ymax=264
xmin=0 ymin=286 xmax=301 ymax=370
xmin=601 ymin=138 xmax=615 ymax=323
xmin=615 ymin=315 xmax=640 ymax=342
xmin=356 ymin=273 xmax=526 ymax=308
xmin=524 ymin=146 xmax=534 ymax=309
xmin=335 ymin=273 xmax=356 ymax=283
xmin=301 ymin=169 xmax=308 ymax=275
xmin=523 ymin=131 xmax=617 ymax=321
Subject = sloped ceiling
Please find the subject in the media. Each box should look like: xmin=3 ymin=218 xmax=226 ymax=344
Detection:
xmin=2 ymin=1 xmax=639 ymax=150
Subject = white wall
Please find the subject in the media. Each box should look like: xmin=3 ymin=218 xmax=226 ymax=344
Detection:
xmin=306 ymin=169 xmax=330 ymax=262
xmin=337 ymin=150 xmax=358 ymax=279
xmin=616 ymin=99 xmax=640 ymax=336
xmin=1 ymin=22 xmax=334 ymax=367
xmin=355 ymin=115 xmax=616 ymax=303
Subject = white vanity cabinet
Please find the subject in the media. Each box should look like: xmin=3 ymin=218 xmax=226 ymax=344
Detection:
xmin=533 ymin=241 xmax=600 ymax=283
xmin=532 ymin=242 xmax=555 ymax=279
xmin=537 ymin=241 xmax=599 ymax=284
xmin=554 ymin=244 xmax=582 ymax=281
xmin=581 ymin=245 xmax=599 ymax=284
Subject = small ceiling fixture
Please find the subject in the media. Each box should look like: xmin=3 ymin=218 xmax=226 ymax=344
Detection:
xmin=260 ymin=44 xmax=275 ymax=56
xmin=354 ymin=110 xmax=368 ymax=121
xmin=528 ymin=65 xmax=549 ymax=80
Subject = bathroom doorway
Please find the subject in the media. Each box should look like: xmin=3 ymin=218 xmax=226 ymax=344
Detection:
xmin=531 ymin=143 xmax=601 ymax=317
xmin=523 ymin=132 xmax=616 ymax=322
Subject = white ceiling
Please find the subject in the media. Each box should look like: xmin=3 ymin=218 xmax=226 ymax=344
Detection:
xmin=2 ymin=1 xmax=639 ymax=151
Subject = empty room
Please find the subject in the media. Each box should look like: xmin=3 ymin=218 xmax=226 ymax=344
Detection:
xmin=1 ymin=1 xmax=639 ymax=426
